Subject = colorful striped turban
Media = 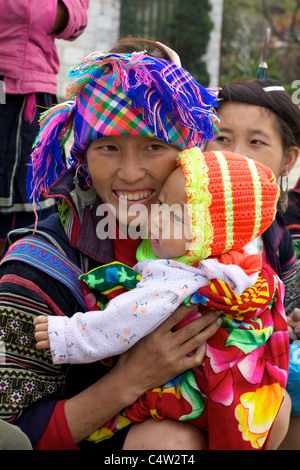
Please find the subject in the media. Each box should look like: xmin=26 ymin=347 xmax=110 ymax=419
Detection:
xmin=27 ymin=51 xmax=218 ymax=209
xmin=137 ymin=148 xmax=279 ymax=265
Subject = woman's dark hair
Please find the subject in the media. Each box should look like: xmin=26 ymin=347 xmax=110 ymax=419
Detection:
xmin=109 ymin=37 xmax=174 ymax=62
xmin=218 ymin=78 xmax=300 ymax=149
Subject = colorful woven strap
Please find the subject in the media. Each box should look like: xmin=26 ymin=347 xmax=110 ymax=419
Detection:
xmin=1 ymin=237 xmax=87 ymax=309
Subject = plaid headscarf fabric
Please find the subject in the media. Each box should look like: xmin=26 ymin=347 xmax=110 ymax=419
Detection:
xmin=71 ymin=73 xmax=156 ymax=160
xmin=27 ymin=51 xmax=218 ymax=209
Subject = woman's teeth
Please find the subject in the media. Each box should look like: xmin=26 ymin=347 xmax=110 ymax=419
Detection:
xmin=116 ymin=191 xmax=152 ymax=201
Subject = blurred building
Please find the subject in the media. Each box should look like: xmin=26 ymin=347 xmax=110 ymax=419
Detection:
xmin=56 ymin=0 xmax=121 ymax=99
xmin=204 ymin=0 xmax=223 ymax=87
xmin=56 ymin=0 xmax=223 ymax=100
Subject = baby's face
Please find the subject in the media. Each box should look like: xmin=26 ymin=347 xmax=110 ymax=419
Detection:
xmin=148 ymin=167 xmax=192 ymax=259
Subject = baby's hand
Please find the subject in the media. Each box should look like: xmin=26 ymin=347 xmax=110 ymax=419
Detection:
xmin=287 ymin=308 xmax=300 ymax=341
xmin=33 ymin=315 xmax=50 ymax=350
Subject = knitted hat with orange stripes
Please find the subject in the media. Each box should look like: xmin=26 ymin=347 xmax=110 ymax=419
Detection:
xmin=137 ymin=148 xmax=279 ymax=265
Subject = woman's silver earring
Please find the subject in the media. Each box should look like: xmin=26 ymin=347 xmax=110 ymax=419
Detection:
xmin=279 ymin=170 xmax=289 ymax=212
xmin=74 ymin=166 xmax=97 ymax=209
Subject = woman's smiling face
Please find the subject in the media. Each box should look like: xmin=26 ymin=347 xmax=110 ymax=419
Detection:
xmin=86 ymin=134 xmax=180 ymax=227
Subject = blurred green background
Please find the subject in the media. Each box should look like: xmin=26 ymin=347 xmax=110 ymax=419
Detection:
xmin=120 ymin=0 xmax=300 ymax=92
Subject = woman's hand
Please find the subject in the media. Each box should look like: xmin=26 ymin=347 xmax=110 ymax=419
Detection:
xmin=287 ymin=308 xmax=300 ymax=341
xmin=113 ymin=304 xmax=222 ymax=402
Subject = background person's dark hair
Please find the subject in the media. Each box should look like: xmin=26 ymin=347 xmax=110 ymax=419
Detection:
xmin=109 ymin=37 xmax=173 ymax=62
xmin=218 ymin=78 xmax=300 ymax=150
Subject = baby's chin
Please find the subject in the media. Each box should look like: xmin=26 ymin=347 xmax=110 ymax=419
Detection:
xmin=149 ymin=239 xmax=163 ymax=258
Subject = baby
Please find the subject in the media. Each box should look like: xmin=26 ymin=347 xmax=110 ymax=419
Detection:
xmin=34 ymin=148 xmax=289 ymax=450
